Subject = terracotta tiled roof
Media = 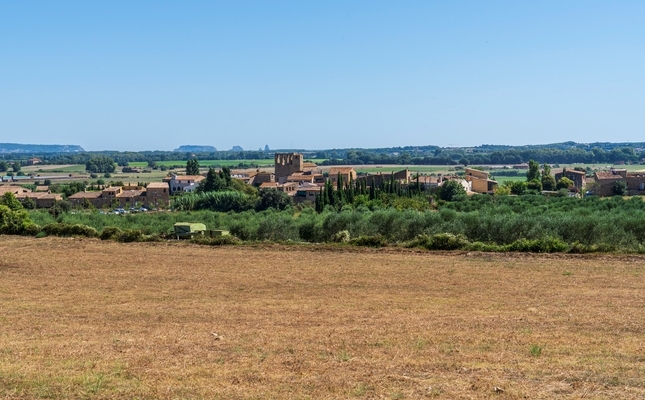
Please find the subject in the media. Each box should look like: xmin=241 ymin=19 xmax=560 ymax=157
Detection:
xmin=118 ymin=190 xmax=145 ymax=198
xmin=595 ymin=172 xmax=621 ymax=180
xmin=329 ymin=167 xmax=355 ymax=174
xmin=0 ymin=185 xmax=30 ymax=194
xmin=146 ymin=182 xmax=169 ymax=189
xmin=172 ymin=175 xmax=204 ymax=181
xmin=68 ymin=191 xmax=102 ymax=199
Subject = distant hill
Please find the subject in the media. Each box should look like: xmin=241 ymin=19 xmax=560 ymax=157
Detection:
xmin=0 ymin=143 xmax=84 ymax=154
xmin=230 ymin=145 xmax=244 ymax=152
xmin=173 ymin=145 xmax=217 ymax=152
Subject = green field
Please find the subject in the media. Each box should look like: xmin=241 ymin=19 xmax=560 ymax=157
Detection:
xmin=24 ymin=165 xmax=88 ymax=173
xmin=353 ymin=165 xmax=459 ymax=174
xmin=128 ymin=159 xmax=274 ymax=168
xmin=128 ymin=158 xmax=328 ymax=168
xmin=490 ymin=175 xmax=527 ymax=184
xmin=555 ymin=163 xmax=645 ymax=172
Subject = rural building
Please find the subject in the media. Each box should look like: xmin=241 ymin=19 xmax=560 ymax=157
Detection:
xmin=15 ymin=192 xmax=62 ymax=208
xmin=259 ymin=181 xmax=298 ymax=194
xmin=441 ymin=178 xmax=471 ymax=192
xmin=253 ymin=172 xmax=275 ymax=186
xmin=23 ymin=158 xmax=42 ymax=166
xmin=594 ymin=170 xmax=626 ymax=196
xmin=286 ymin=171 xmax=325 ymax=184
xmin=0 ymin=185 xmax=62 ymax=208
xmin=328 ymin=167 xmax=357 ymax=184
xmin=416 ymin=175 xmax=443 ymax=189
xmin=594 ymin=169 xmax=645 ymax=196
xmin=68 ymin=191 xmax=106 ymax=207
xmin=68 ymin=182 xmax=170 ymax=208
xmin=294 ymin=187 xmax=322 ymax=203
xmin=167 ymin=174 xmax=205 ymax=193
xmin=554 ymin=169 xmax=586 ymax=189
xmin=357 ymin=169 xmax=410 ymax=187
xmin=231 ymin=170 xmax=258 ymax=185
xmin=464 ymin=168 xmax=497 ymax=193
xmin=0 ymin=185 xmax=31 ymax=196
xmin=144 ymin=182 xmax=170 ymax=207
xmin=275 ymin=153 xmax=304 ymax=183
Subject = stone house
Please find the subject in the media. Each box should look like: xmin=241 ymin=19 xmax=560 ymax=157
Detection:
xmin=464 ymin=168 xmax=497 ymax=193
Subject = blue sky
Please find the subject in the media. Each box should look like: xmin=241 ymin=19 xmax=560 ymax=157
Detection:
xmin=1 ymin=1 xmax=644 ymax=151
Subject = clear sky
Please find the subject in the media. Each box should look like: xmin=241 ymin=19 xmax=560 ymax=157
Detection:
xmin=1 ymin=1 xmax=644 ymax=151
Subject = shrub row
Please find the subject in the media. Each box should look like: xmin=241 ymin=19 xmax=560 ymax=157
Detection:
xmin=15 ymin=221 xmax=643 ymax=254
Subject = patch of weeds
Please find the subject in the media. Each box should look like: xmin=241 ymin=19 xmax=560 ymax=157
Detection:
xmin=563 ymin=271 xmax=572 ymax=276
xmin=84 ymin=373 xmax=105 ymax=395
xmin=605 ymin=376 xmax=620 ymax=387
xmin=438 ymin=342 xmax=456 ymax=355
xmin=479 ymin=342 xmax=493 ymax=352
xmin=408 ymin=233 xmax=469 ymax=251
xmin=255 ymin=351 xmax=267 ymax=362
xmin=34 ymin=231 xmax=47 ymax=239
xmin=338 ymin=350 xmax=352 ymax=362
xmin=190 ymin=235 xmax=241 ymax=246
xmin=530 ymin=344 xmax=543 ymax=357
xmin=429 ymin=386 xmax=444 ymax=396
xmin=353 ymin=383 xmax=370 ymax=396
xmin=350 ymin=235 xmax=387 ymax=248
xmin=415 ymin=339 xmax=427 ymax=350
xmin=391 ymin=391 xmax=405 ymax=399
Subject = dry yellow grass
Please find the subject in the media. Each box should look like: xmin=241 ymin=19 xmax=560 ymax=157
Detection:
xmin=1 ymin=237 xmax=644 ymax=399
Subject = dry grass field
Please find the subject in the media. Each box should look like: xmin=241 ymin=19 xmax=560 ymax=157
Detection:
xmin=1 ymin=237 xmax=644 ymax=399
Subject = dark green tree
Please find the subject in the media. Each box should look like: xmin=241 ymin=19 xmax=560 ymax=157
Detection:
xmin=86 ymin=156 xmax=116 ymax=173
xmin=612 ymin=180 xmax=627 ymax=196
xmin=1 ymin=192 xmax=23 ymax=211
xmin=439 ymin=180 xmax=467 ymax=201
xmin=256 ymin=188 xmax=293 ymax=211
xmin=541 ymin=164 xmax=556 ymax=191
xmin=526 ymin=160 xmax=540 ymax=181
xmin=556 ymin=177 xmax=574 ymax=190
xmin=510 ymin=181 xmax=528 ymax=195
xmin=527 ymin=179 xmax=542 ymax=191
xmin=186 ymin=159 xmax=200 ymax=175
xmin=22 ymin=197 xmax=36 ymax=210
xmin=199 ymin=167 xmax=219 ymax=192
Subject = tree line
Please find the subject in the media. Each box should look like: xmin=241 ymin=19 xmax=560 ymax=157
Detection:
xmin=2 ymin=142 xmax=645 ymax=167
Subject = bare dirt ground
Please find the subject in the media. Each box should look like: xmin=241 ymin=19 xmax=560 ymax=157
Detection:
xmin=1 ymin=237 xmax=644 ymax=399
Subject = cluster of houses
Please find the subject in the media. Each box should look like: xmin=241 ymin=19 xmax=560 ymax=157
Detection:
xmin=67 ymin=182 xmax=170 ymax=208
xmin=0 ymin=185 xmax=62 ymax=208
xmin=4 ymin=153 xmax=645 ymax=211
xmin=593 ymin=169 xmax=645 ymax=196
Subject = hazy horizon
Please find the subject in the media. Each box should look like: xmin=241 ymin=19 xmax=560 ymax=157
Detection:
xmin=2 ymin=1 xmax=644 ymax=151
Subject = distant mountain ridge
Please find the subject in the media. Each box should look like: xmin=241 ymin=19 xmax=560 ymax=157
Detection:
xmin=0 ymin=143 xmax=84 ymax=154
xmin=174 ymin=145 xmax=217 ymax=152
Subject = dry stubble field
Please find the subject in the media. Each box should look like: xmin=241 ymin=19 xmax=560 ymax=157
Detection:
xmin=1 ymin=237 xmax=644 ymax=399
